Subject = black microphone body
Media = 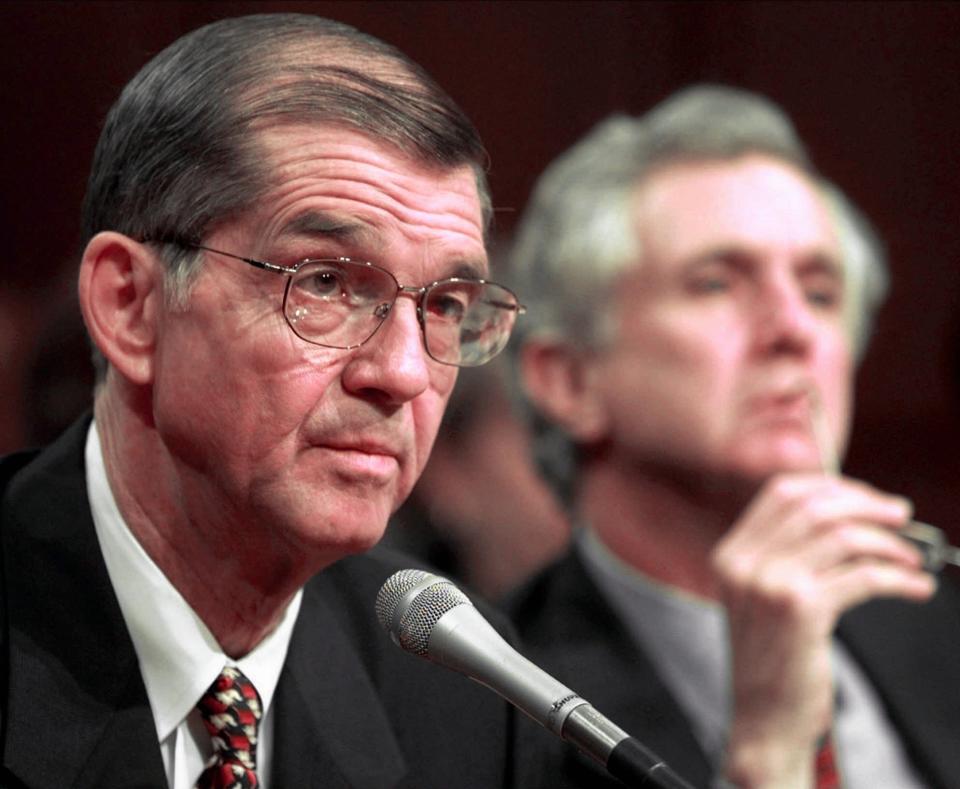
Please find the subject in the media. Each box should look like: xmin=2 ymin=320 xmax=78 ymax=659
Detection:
xmin=375 ymin=569 xmax=696 ymax=789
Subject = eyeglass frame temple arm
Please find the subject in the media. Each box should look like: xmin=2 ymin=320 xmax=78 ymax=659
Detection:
xmin=183 ymin=242 xmax=299 ymax=275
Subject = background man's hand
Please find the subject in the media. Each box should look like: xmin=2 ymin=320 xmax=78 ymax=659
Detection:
xmin=711 ymin=473 xmax=936 ymax=788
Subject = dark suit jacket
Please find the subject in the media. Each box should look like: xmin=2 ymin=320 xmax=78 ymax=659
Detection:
xmin=0 ymin=419 xmax=547 ymax=789
xmin=508 ymin=548 xmax=960 ymax=789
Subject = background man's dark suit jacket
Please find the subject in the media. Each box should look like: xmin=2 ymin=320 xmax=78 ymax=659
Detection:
xmin=0 ymin=418 xmax=547 ymax=789
xmin=508 ymin=549 xmax=960 ymax=789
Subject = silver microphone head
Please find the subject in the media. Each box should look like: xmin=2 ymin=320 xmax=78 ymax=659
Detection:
xmin=375 ymin=569 xmax=472 ymax=655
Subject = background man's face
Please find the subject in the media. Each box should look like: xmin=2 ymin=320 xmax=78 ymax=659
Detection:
xmin=590 ymin=155 xmax=853 ymax=492
xmin=150 ymin=124 xmax=486 ymax=568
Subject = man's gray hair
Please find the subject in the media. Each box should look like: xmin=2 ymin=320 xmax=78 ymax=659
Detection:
xmin=509 ymin=84 xmax=889 ymax=502
xmin=821 ymin=180 xmax=889 ymax=354
xmin=82 ymin=13 xmax=490 ymax=378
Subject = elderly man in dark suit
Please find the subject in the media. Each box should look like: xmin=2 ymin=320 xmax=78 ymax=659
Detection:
xmin=0 ymin=14 xmax=537 ymax=788
xmin=507 ymin=85 xmax=960 ymax=789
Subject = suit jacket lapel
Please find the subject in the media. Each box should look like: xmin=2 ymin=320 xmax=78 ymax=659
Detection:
xmin=524 ymin=552 xmax=713 ymax=787
xmin=2 ymin=418 xmax=165 ymax=788
xmin=270 ymin=579 xmax=406 ymax=789
xmin=838 ymin=586 xmax=960 ymax=789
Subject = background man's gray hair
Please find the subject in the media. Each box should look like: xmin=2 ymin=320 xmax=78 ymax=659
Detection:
xmin=508 ymin=84 xmax=889 ymax=504
xmin=82 ymin=13 xmax=490 ymax=380
xmin=821 ymin=180 xmax=890 ymax=355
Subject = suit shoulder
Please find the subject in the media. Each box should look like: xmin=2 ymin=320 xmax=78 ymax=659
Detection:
xmin=0 ymin=449 xmax=40 ymax=499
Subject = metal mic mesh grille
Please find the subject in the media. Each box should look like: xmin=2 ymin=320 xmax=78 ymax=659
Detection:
xmin=375 ymin=569 xmax=432 ymax=632
xmin=397 ymin=581 xmax=471 ymax=656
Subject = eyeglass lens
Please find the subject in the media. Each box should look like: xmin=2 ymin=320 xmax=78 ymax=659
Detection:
xmin=282 ymin=260 xmax=519 ymax=367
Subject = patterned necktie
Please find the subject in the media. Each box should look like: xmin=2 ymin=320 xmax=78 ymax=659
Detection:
xmin=196 ymin=666 xmax=263 ymax=789
xmin=815 ymin=733 xmax=841 ymax=789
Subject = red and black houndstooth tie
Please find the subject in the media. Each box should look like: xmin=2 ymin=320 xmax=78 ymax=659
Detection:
xmin=196 ymin=666 xmax=263 ymax=789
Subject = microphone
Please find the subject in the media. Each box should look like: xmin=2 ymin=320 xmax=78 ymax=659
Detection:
xmin=375 ymin=569 xmax=695 ymax=789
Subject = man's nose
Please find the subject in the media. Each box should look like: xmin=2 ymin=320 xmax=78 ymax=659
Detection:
xmin=341 ymin=297 xmax=432 ymax=404
xmin=752 ymin=277 xmax=818 ymax=356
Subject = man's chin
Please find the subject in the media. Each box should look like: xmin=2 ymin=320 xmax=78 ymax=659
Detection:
xmin=271 ymin=498 xmax=393 ymax=564
xmin=738 ymin=430 xmax=827 ymax=470
xmin=734 ymin=449 xmax=826 ymax=486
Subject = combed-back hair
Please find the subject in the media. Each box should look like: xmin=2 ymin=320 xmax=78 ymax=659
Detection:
xmin=508 ymin=84 xmax=889 ymax=502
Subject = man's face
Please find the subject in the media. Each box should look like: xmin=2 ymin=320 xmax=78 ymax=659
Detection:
xmin=589 ymin=155 xmax=853 ymax=492
xmin=150 ymin=125 xmax=485 ymax=566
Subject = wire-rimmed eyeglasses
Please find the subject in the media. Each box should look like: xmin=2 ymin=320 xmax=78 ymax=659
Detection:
xmin=168 ymin=241 xmax=525 ymax=367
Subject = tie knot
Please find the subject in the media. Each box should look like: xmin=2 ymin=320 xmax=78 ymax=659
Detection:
xmin=196 ymin=666 xmax=263 ymax=789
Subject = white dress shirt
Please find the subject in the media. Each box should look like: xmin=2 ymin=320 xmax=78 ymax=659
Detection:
xmin=85 ymin=422 xmax=302 ymax=789
xmin=578 ymin=527 xmax=926 ymax=788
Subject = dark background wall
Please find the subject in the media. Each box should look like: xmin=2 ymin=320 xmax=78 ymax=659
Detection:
xmin=2 ymin=1 xmax=959 ymax=537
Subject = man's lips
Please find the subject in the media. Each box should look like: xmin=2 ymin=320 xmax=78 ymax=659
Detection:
xmin=745 ymin=376 xmax=812 ymax=410
xmin=743 ymin=387 xmax=814 ymax=426
xmin=311 ymin=437 xmax=405 ymax=480
xmin=319 ymin=446 xmax=400 ymax=480
xmin=323 ymin=440 xmax=402 ymax=457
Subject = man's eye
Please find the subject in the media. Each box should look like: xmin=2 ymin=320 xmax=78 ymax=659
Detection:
xmin=427 ymin=282 xmax=482 ymax=323
xmin=806 ymin=289 xmax=840 ymax=308
xmin=293 ymin=267 xmax=352 ymax=302
xmin=430 ymin=294 xmax=468 ymax=321
xmin=802 ymin=274 xmax=843 ymax=309
xmin=689 ymin=275 xmax=731 ymax=294
xmin=300 ymin=269 xmax=346 ymax=299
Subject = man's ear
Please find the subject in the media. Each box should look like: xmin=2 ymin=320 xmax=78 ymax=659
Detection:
xmin=519 ymin=338 xmax=609 ymax=443
xmin=78 ymin=232 xmax=162 ymax=386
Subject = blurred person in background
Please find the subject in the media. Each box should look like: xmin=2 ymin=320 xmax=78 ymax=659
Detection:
xmin=386 ymin=356 xmax=570 ymax=597
xmin=507 ymin=85 xmax=960 ymax=789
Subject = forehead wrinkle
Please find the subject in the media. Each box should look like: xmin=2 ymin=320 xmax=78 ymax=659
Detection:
xmin=253 ymin=125 xmax=486 ymax=275
xmin=262 ymin=128 xmax=482 ymax=228
xmin=261 ymin=168 xmax=483 ymax=251
xmin=354 ymin=166 xmax=484 ymax=243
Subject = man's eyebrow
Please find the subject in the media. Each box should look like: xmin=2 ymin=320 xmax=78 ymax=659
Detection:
xmin=683 ymin=244 xmax=843 ymax=274
xmin=682 ymin=244 xmax=754 ymax=269
xmin=798 ymin=250 xmax=844 ymax=277
xmin=280 ymin=211 xmax=379 ymax=247
xmin=446 ymin=260 xmax=489 ymax=280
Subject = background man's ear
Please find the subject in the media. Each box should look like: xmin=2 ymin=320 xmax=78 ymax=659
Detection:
xmin=78 ymin=232 xmax=161 ymax=386
xmin=519 ymin=338 xmax=609 ymax=443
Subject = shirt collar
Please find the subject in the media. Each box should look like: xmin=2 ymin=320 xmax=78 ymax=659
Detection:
xmin=85 ymin=421 xmax=302 ymax=740
xmin=576 ymin=526 xmax=730 ymax=761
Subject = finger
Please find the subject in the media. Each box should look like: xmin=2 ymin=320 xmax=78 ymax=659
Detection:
xmin=719 ymin=473 xmax=911 ymax=562
xmin=720 ymin=524 xmax=930 ymax=625
xmin=716 ymin=474 xmax=835 ymax=564
xmin=820 ymin=560 xmax=937 ymax=612
xmin=792 ymin=521 xmax=929 ymax=574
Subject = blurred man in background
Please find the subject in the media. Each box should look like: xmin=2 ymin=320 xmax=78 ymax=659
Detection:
xmin=508 ymin=85 xmax=960 ymax=788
